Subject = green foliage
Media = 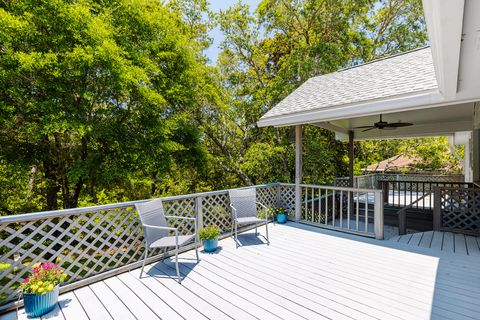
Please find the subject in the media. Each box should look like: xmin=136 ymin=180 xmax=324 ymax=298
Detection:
xmin=272 ymin=207 xmax=288 ymax=215
xmin=198 ymin=225 xmax=221 ymax=240
xmin=355 ymin=137 xmax=461 ymax=174
xmin=257 ymin=207 xmax=274 ymax=219
xmin=0 ymin=0 xmax=212 ymax=214
xmin=0 ymin=0 xmax=454 ymax=217
xmin=0 ymin=263 xmax=11 ymax=272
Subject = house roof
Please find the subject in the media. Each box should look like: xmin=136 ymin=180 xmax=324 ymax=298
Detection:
xmin=365 ymin=155 xmax=420 ymax=172
xmin=258 ymin=47 xmax=439 ymax=127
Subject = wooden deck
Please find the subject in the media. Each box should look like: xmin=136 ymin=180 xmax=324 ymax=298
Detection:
xmin=389 ymin=230 xmax=480 ymax=256
xmin=3 ymin=222 xmax=480 ymax=320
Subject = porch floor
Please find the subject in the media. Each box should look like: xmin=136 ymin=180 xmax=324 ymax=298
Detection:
xmin=3 ymin=222 xmax=480 ymax=320
xmin=389 ymin=230 xmax=480 ymax=256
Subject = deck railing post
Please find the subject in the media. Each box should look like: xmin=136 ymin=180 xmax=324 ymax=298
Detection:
xmin=275 ymin=185 xmax=282 ymax=208
xmin=381 ymin=180 xmax=389 ymax=205
xmin=433 ymin=187 xmax=441 ymax=230
xmin=374 ymin=190 xmax=384 ymax=240
xmin=195 ymin=196 xmax=203 ymax=230
xmin=295 ymin=125 xmax=303 ymax=221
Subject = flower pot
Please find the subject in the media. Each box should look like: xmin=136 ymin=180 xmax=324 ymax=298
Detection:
xmin=203 ymin=238 xmax=218 ymax=252
xmin=23 ymin=284 xmax=59 ymax=318
xmin=276 ymin=213 xmax=288 ymax=224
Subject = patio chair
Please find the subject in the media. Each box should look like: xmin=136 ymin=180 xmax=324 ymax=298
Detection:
xmin=229 ymin=188 xmax=270 ymax=248
xmin=135 ymin=199 xmax=199 ymax=283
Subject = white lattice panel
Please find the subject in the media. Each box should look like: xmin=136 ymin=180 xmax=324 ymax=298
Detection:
xmin=280 ymin=186 xmax=295 ymax=210
xmin=0 ymin=185 xmax=282 ymax=309
xmin=202 ymin=193 xmax=231 ymax=232
xmin=256 ymin=187 xmax=276 ymax=207
xmin=441 ymin=188 xmax=480 ymax=232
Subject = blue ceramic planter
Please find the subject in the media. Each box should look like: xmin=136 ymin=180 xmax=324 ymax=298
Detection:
xmin=276 ymin=213 xmax=288 ymax=224
xmin=203 ymin=238 xmax=218 ymax=252
xmin=23 ymin=285 xmax=59 ymax=318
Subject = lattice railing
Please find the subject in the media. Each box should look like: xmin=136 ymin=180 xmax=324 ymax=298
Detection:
xmin=433 ymin=187 xmax=480 ymax=234
xmin=0 ymin=183 xmax=282 ymax=311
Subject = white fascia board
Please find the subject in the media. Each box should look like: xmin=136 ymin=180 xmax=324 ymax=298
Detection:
xmin=257 ymin=91 xmax=444 ymax=128
xmin=422 ymin=0 xmax=464 ymax=98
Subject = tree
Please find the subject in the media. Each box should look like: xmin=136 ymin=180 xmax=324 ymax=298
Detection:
xmin=209 ymin=0 xmax=429 ymax=187
xmin=0 ymin=0 xmax=209 ymax=212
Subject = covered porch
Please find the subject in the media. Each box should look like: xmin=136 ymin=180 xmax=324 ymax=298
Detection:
xmin=256 ymin=4 xmax=480 ymax=238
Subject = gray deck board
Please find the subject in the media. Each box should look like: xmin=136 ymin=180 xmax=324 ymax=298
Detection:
xmin=57 ymin=291 xmax=89 ymax=320
xmin=394 ymin=230 xmax=480 ymax=257
xmin=74 ymin=286 xmax=113 ymax=320
xmin=5 ymin=222 xmax=480 ymax=320
xmin=89 ymin=281 xmax=136 ymax=320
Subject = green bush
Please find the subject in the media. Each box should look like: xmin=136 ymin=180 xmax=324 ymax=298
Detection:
xmin=257 ymin=207 xmax=274 ymax=219
xmin=198 ymin=225 xmax=221 ymax=240
xmin=0 ymin=262 xmax=11 ymax=271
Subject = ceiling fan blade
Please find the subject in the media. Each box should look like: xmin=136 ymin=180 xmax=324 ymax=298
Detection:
xmin=354 ymin=126 xmax=376 ymax=129
xmin=362 ymin=127 xmax=377 ymax=132
xmin=386 ymin=122 xmax=413 ymax=128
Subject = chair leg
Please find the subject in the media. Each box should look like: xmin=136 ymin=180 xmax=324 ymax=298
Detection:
xmin=255 ymin=223 xmax=258 ymax=236
xmin=175 ymin=246 xmax=181 ymax=283
xmin=161 ymin=247 xmax=167 ymax=261
xmin=266 ymin=221 xmax=270 ymax=245
xmin=140 ymin=246 xmax=148 ymax=278
xmin=195 ymin=239 xmax=200 ymax=262
xmin=235 ymin=221 xmax=239 ymax=248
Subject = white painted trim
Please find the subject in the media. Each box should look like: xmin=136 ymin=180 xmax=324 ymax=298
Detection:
xmin=422 ymin=0 xmax=465 ymax=98
xmin=258 ymin=92 xmax=480 ymax=129
xmin=257 ymin=91 xmax=444 ymax=127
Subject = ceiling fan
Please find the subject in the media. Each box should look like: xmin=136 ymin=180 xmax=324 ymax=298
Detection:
xmin=354 ymin=115 xmax=413 ymax=132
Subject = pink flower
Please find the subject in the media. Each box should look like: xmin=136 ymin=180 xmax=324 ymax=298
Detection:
xmin=23 ymin=278 xmax=29 ymax=284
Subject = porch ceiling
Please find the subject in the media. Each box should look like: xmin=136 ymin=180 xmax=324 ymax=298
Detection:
xmin=315 ymin=102 xmax=475 ymax=141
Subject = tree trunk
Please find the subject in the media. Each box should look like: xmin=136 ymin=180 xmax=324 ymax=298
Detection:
xmin=27 ymin=165 xmax=37 ymax=198
xmin=43 ymin=159 xmax=59 ymax=210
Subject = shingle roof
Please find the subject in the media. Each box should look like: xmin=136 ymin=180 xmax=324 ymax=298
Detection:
xmin=260 ymin=47 xmax=438 ymax=121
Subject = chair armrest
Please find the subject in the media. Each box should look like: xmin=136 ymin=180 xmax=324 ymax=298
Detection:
xmin=229 ymin=204 xmax=238 ymax=220
xmin=165 ymin=215 xmax=196 ymax=221
xmin=143 ymin=224 xmax=177 ymax=233
xmin=255 ymin=201 xmax=267 ymax=209
xmin=164 ymin=216 xmax=198 ymax=237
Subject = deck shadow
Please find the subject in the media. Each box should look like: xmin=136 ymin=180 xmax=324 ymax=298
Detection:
xmin=235 ymin=232 xmax=269 ymax=247
xmin=147 ymin=258 xmax=198 ymax=280
xmin=201 ymin=246 xmax=223 ymax=254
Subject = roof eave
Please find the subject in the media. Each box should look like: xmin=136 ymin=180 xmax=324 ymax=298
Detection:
xmin=257 ymin=90 xmax=443 ymax=128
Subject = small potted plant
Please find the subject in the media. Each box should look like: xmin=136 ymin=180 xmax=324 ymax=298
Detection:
xmin=20 ymin=261 xmax=67 ymax=317
xmin=274 ymin=207 xmax=288 ymax=224
xmin=199 ymin=225 xmax=221 ymax=252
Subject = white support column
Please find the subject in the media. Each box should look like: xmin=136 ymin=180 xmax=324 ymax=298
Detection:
xmin=295 ymin=125 xmax=303 ymax=221
xmin=449 ymin=132 xmax=473 ymax=182
xmin=464 ymin=137 xmax=473 ymax=183
xmin=474 ymin=103 xmax=480 ymax=183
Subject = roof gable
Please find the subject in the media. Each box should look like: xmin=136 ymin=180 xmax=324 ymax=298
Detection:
xmin=260 ymin=47 xmax=438 ymax=123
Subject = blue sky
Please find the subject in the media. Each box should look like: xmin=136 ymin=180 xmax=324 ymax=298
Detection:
xmin=205 ymin=0 xmax=260 ymax=64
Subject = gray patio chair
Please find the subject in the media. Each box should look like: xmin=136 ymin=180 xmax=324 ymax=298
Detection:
xmin=229 ymin=188 xmax=270 ymax=248
xmin=135 ymin=199 xmax=199 ymax=283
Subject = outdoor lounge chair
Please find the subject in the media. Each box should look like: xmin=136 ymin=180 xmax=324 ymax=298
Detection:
xmin=135 ymin=199 xmax=199 ymax=282
xmin=229 ymin=188 xmax=270 ymax=248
